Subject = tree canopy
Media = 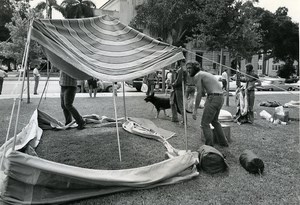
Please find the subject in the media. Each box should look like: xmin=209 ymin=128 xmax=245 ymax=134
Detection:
xmin=130 ymin=0 xmax=298 ymax=65
xmin=0 ymin=0 xmax=14 ymax=42
xmin=60 ymin=0 xmax=96 ymax=18
xmin=0 ymin=1 xmax=43 ymax=64
xmin=34 ymin=0 xmax=64 ymax=19
xmin=130 ymin=0 xmax=201 ymax=46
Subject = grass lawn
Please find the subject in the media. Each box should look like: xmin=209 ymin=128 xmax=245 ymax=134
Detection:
xmin=0 ymin=92 xmax=299 ymax=205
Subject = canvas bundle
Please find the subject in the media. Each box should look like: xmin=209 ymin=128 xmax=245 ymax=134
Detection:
xmin=239 ymin=150 xmax=264 ymax=174
xmin=197 ymin=145 xmax=228 ymax=174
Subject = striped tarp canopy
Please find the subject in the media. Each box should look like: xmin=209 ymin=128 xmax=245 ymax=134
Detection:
xmin=31 ymin=15 xmax=184 ymax=82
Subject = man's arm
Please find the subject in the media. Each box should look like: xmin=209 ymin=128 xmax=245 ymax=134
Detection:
xmin=193 ymin=75 xmax=202 ymax=120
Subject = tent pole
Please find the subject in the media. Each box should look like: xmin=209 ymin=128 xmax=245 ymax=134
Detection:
xmin=38 ymin=66 xmax=52 ymax=109
xmin=12 ymin=19 xmax=33 ymax=151
xmin=113 ymin=85 xmax=122 ymax=162
xmin=122 ymin=82 xmax=127 ymax=120
xmin=0 ymin=65 xmax=24 ymax=167
xmin=182 ymin=74 xmax=188 ymax=151
xmin=26 ymin=65 xmax=30 ymax=103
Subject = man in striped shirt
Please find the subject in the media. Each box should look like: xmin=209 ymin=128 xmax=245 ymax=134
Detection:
xmin=59 ymin=70 xmax=86 ymax=129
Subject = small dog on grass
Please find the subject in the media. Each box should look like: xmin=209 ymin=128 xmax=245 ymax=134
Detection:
xmin=144 ymin=93 xmax=171 ymax=118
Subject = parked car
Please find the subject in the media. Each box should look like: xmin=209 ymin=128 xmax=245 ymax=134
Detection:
xmin=126 ymin=77 xmax=143 ymax=92
xmin=285 ymin=76 xmax=299 ymax=83
xmin=256 ymin=79 xmax=286 ymax=91
xmin=77 ymin=80 xmax=121 ymax=93
xmin=284 ymin=81 xmax=300 ymax=91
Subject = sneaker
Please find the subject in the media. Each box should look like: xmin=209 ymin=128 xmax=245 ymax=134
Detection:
xmin=77 ymin=119 xmax=87 ymax=130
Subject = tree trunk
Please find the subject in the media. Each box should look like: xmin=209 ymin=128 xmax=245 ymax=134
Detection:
xmin=219 ymin=48 xmax=223 ymax=75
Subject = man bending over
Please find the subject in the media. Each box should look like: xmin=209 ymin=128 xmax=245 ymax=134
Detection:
xmin=187 ymin=61 xmax=228 ymax=147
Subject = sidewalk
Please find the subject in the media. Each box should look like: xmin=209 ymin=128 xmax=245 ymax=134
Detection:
xmin=0 ymin=92 xmax=147 ymax=100
xmin=0 ymin=90 xmax=298 ymax=100
xmin=6 ymin=71 xmax=59 ymax=81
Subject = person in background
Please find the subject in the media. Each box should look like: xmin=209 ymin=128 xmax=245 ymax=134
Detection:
xmin=33 ymin=65 xmax=41 ymax=95
xmin=0 ymin=67 xmax=8 ymax=95
xmin=165 ymin=69 xmax=173 ymax=95
xmin=239 ymin=63 xmax=260 ymax=124
xmin=87 ymin=77 xmax=98 ymax=98
xmin=221 ymin=68 xmax=228 ymax=91
xmin=184 ymin=60 xmax=198 ymax=113
xmin=144 ymin=72 xmax=157 ymax=96
xmin=187 ymin=61 xmax=228 ymax=147
xmin=59 ymin=68 xmax=86 ymax=129
xmin=170 ymin=59 xmax=185 ymax=123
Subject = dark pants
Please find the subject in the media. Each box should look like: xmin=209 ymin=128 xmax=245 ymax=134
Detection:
xmin=60 ymin=86 xmax=84 ymax=126
xmin=222 ymin=79 xmax=227 ymax=91
xmin=34 ymin=76 xmax=39 ymax=94
xmin=247 ymin=90 xmax=255 ymax=123
xmin=0 ymin=77 xmax=3 ymax=94
xmin=146 ymin=80 xmax=155 ymax=96
xmin=201 ymin=95 xmax=228 ymax=146
xmin=171 ymin=88 xmax=185 ymax=122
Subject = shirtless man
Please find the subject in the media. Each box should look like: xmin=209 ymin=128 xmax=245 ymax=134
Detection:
xmin=186 ymin=61 xmax=228 ymax=147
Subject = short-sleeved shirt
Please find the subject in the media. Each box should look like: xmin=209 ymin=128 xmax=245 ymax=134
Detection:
xmin=33 ymin=68 xmax=40 ymax=77
xmin=221 ymin=71 xmax=228 ymax=80
xmin=59 ymin=71 xmax=77 ymax=87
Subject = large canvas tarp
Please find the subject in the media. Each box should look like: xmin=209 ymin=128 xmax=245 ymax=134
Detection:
xmin=31 ymin=15 xmax=184 ymax=81
xmin=0 ymin=110 xmax=199 ymax=204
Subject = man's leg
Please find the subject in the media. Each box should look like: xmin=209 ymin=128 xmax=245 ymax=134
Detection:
xmin=211 ymin=96 xmax=228 ymax=146
xmin=201 ymin=98 xmax=216 ymax=146
xmin=247 ymin=91 xmax=255 ymax=123
xmin=89 ymin=85 xmax=92 ymax=97
xmin=0 ymin=77 xmax=3 ymax=94
xmin=146 ymin=81 xmax=150 ymax=96
xmin=60 ymin=86 xmax=72 ymax=125
xmin=175 ymin=89 xmax=186 ymax=123
xmin=34 ymin=77 xmax=38 ymax=94
xmin=64 ymin=86 xmax=85 ymax=126
xmin=170 ymin=91 xmax=178 ymax=122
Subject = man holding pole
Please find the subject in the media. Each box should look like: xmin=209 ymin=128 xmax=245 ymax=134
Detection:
xmin=58 ymin=69 xmax=86 ymax=130
xmin=170 ymin=59 xmax=185 ymax=123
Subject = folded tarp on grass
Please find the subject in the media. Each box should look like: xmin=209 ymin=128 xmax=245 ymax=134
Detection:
xmin=0 ymin=110 xmax=199 ymax=204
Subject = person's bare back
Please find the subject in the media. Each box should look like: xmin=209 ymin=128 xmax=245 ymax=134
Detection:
xmin=194 ymin=71 xmax=223 ymax=94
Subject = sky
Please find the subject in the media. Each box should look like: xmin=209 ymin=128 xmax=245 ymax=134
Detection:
xmin=256 ymin=0 xmax=300 ymax=23
xmin=30 ymin=0 xmax=300 ymax=23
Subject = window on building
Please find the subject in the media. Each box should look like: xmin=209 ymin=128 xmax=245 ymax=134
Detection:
xmin=258 ymin=65 xmax=262 ymax=70
xmin=217 ymin=55 xmax=226 ymax=65
xmin=246 ymin=57 xmax=252 ymax=64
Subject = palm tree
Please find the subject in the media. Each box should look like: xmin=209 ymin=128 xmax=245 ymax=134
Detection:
xmin=60 ymin=0 xmax=96 ymax=19
xmin=34 ymin=0 xmax=64 ymax=19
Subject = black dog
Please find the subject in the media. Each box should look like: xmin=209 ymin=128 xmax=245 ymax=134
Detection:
xmin=144 ymin=93 xmax=171 ymax=118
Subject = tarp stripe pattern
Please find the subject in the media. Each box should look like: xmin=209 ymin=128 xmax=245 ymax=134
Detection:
xmin=31 ymin=15 xmax=184 ymax=81
xmin=0 ymin=110 xmax=199 ymax=204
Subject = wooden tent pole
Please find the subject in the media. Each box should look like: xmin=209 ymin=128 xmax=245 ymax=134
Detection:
xmin=113 ymin=84 xmax=122 ymax=162
xmin=12 ymin=19 xmax=33 ymax=151
xmin=182 ymin=73 xmax=188 ymax=151
xmin=122 ymin=82 xmax=127 ymax=120
xmin=26 ymin=65 xmax=30 ymax=103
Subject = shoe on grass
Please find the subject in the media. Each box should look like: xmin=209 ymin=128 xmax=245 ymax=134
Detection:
xmin=77 ymin=119 xmax=87 ymax=130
